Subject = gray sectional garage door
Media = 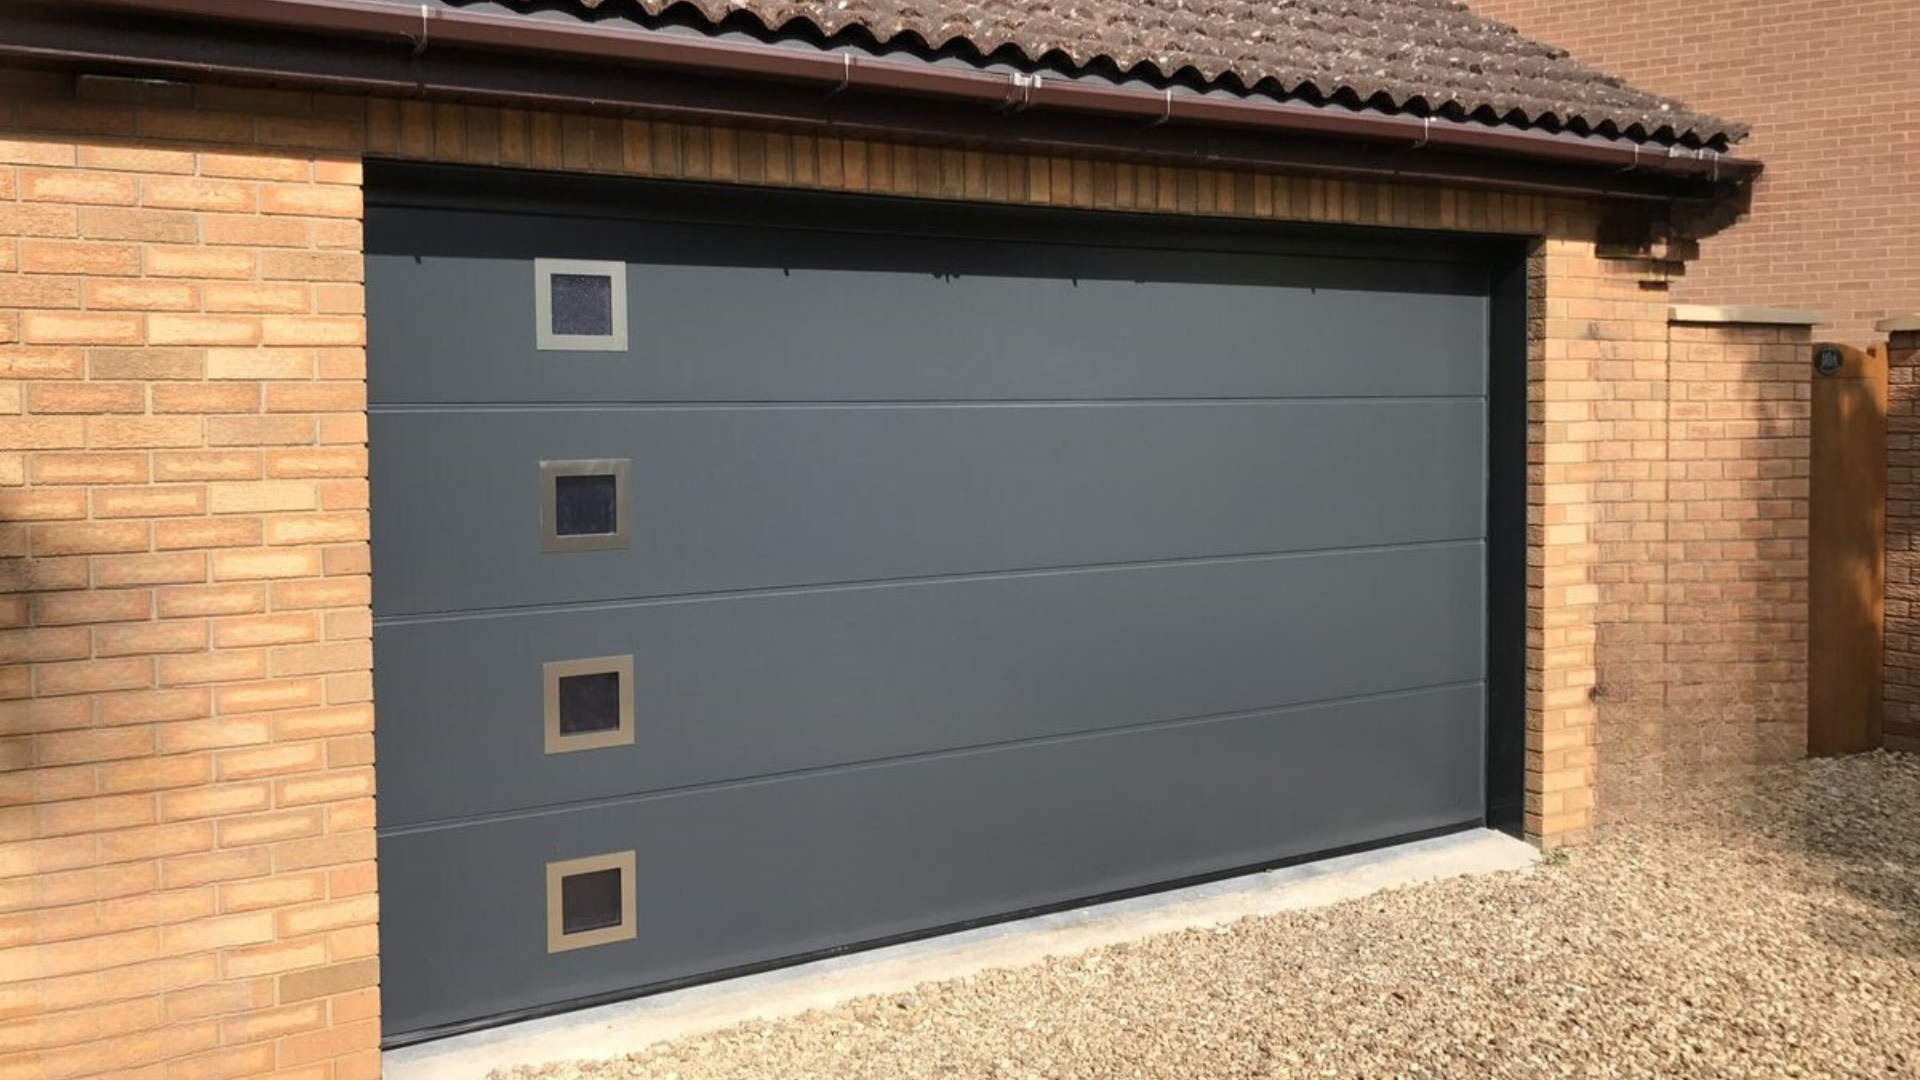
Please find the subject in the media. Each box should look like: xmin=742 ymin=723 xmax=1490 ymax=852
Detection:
xmin=369 ymin=175 xmax=1493 ymax=1040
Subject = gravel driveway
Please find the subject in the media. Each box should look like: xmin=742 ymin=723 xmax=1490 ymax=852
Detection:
xmin=501 ymin=752 xmax=1920 ymax=1080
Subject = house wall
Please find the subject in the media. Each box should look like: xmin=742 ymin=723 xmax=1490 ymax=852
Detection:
xmin=0 ymin=69 xmax=1804 ymax=1079
xmin=1469 ymin=0 xmax=1920 ymax=345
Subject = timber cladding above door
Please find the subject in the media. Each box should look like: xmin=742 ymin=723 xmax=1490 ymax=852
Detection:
xmin=366 ymin=164 xmax=1509 ymax=1041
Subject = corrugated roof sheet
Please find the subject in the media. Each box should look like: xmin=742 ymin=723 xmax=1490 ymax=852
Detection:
xmin=536 ymin=0 xmax=1744 ymax=147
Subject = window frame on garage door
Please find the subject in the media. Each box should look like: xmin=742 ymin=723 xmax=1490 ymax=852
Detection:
xmin=363 ymin=161 xmax=1529 ymax=1042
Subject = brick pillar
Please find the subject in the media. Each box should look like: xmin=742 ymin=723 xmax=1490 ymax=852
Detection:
xmin=1526 ymin=227 xmax=1679 ymax=845
xmin=1882 ymin=317 xmax=1920 ymax=751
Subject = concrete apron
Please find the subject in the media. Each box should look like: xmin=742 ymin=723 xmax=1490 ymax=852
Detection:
xmin=385 ymin=829 xmax=1538 ymax=1080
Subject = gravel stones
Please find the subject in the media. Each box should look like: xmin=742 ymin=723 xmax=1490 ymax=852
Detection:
xmin=497 ymin=752 xmax=1920 ymax=1080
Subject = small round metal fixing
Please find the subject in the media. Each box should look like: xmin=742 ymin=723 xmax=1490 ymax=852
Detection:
xmin=1814 ymin=344 xmax=1845 ymax=376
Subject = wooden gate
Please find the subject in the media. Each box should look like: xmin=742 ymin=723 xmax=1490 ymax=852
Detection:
xmin=1807 ymin=342 xmax=1887 ymax=754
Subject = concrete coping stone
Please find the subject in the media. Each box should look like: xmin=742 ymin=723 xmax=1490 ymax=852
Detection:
xmin=1669 ymin=304 xmax=1827 ymax=327
xmin=1874 ymin=315 xmax=1920 ymax=333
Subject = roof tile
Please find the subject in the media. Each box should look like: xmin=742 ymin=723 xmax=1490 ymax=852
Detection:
xmin=545 ymin=0 xmax=1743 ymax=147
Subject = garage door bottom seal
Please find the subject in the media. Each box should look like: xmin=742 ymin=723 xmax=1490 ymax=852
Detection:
xmin=383 ymin=822 xmax=1537 ymax=1077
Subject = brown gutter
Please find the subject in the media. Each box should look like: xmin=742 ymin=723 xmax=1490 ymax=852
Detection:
xmin=53 ymin=0 xmax=1758 ymax=184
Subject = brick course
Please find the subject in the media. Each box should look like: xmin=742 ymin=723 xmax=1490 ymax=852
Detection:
xmin=1469 ymin=0 xmax=1920 ymax=344
xmin=0 ymin=69 xmax=1808 ymax=1078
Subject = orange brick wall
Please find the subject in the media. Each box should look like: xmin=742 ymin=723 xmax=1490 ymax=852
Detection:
xmin=1595 ymin=318 xmax=1811 ymax=820
xmin=0 ymin=69 xmax=1806 ymax=1077
xmin=1529 ymin=234 xmax=1668 ymax=834
xmin=1470 ymin=0 xmax=1920 ymax=344
xmin=1668 ymin=322 xmax=1811 ymax=768
xmin=0 ymin=74 xmax=379 ymax=1080
xmin=1526 ymin=263 xmax=1810 ymax=828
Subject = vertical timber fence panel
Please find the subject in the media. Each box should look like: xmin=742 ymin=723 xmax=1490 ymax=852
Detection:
xmin=1808 ymin=342 xmax=1886 ymax=754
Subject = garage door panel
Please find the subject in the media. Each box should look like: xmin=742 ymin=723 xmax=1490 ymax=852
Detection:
xmin=370 ymin=399 xmax=1485 ymax=616
xmin=367 ymin=210 xmax=1486 ymax=405
xmin=377 ymin=681 xmax=1483 ymax=1035
xmin=376 ymin=541 xmax=1485 ymax=826
xmin=370 ymin=186 xmax=1499 ymax=1042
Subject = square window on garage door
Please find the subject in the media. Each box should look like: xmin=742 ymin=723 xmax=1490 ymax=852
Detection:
xmin=540 ymin=459 xmax=631 ymax=553
xmin=534 ymin=258 xmax=628 ymax=351
xmin=545 ymin=851 xmax=637 ymax=953
xmin=543 ymin=655 xmax=635 ymax=754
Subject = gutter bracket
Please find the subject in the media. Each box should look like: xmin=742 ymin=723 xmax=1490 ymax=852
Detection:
xmin=1400 ymin=116 xmax=1431 ymax=153
xmin=1618 ymin=142 xmax=1641 ymax=173
xmin=825 ymin=53 xmax=852 ymax=99
xmin=407 ymin=3 xmax=431 ymax=56
xmin=1002 ymin=72 xmax=1041 ymax=112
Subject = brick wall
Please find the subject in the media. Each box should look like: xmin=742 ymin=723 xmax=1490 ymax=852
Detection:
xmin=0 ymin=74 xmax=378 ymax=1080
xmin=1529 ymin=235 xmax=1667 ymax=836
xmin=1526 ymin=281 xmax=1811 ymax=828
xmin=1594 ymin=316 xmax=1811 ymax=820
xmin=1470 ymin=0 xmax=1920 ymax=344
xmin=1885 ymin=327 xmax=1920 ymax=751
xmin=0 ymin=69 xmax=1807 ymax=1078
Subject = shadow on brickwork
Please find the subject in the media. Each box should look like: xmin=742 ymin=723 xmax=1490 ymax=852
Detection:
xmin=0 ymin=512 xmax=67 ymax=802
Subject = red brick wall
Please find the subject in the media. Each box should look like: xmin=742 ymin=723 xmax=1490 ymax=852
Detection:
xmin=1471 ymin=0 xmax=1920 ymax=344
xmin=1885 ymin=328 xmax=1920 ymax=750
